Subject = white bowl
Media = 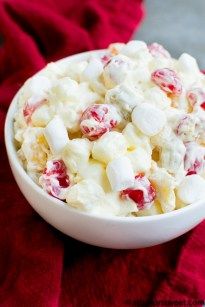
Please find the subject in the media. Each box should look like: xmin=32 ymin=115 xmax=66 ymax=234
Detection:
xmin=4 ymin=50 xmax=205 ymax=249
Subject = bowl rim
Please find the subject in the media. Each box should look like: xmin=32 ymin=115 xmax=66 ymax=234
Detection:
xmin=4 ymin=49 xmax=204 ymax=223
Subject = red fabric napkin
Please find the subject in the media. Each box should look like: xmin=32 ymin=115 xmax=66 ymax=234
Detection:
xmin=0 ymin=0 xmax=205 ymax=306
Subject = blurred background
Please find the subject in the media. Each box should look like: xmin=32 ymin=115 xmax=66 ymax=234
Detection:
xmin=134 ymin=0 xmax=205 ymax=68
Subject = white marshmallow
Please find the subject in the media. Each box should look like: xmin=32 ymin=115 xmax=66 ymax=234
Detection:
xmin=132 ymin=103 xmax=166 ymax=136
xmin=44 ymin=116 xmax=68 ymax=155
xmin=106 ymin=156 xmax=135 ymax=191
xmin=176 ymin=175 xmax=205 ymax=204
xmin=62 ymin=61 xmax=88 ymax=82
xmin=121 ymin=41 xmax=152 ymax=67
xmin=81 ymin=58 xmax=105 ymax=94
xmin=41 ymin=62 xmax=66 ymax=80
xmin=121 ymin=40 xmax=148 ymax=56
xmin=28 ymin=75 xmax=52 ymax=96
xmin=82 ymin=58 xmax=103 ymax=81
xmin=178 ymin=53 xmax=199 ymax=74
xmin=51 ymin=77 xmax=79 ymax=103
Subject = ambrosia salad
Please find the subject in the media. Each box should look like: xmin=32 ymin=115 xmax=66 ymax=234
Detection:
xmin=14 ymin=41 xmax=205 ymax=217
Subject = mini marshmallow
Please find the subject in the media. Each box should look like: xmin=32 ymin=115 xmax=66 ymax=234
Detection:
xmin=27 ymin=75 xmax=52 ymax=96
xmin=121 ymin=41 xmax=152 ymax=66
xmin=106 ymin=156 xmax=135 ymax=191
xmin=82 ymin=58 xmax=103 ymax=81
xmin=178 ymin=53 xmax=199 ymax=74
xmin=176 ymin=175 xmax=205 ymax=204
xmin=69 ymin=60 xmax=89 ymax=78
xmin=44 ymin=62 xmax=65 ymax=77
xmin=80 ymin=58 xmax=106 ymax=95
xmin=121 ymin=40 xmax=148 ymax=55
xmin=132 ymin=103 xmax=166 ymax=136
xmin=44 ymin=116 xmax=68 ymax=155
xmin=51 ymin=77 xmax=79 ymax=103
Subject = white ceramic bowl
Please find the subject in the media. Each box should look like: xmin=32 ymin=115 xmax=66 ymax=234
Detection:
xmin=4 ymin=50 xmax=205 ymax=249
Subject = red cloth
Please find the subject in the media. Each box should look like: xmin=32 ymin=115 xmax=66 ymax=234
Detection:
xmin=0 ymin=0 xmax=205 ymax=306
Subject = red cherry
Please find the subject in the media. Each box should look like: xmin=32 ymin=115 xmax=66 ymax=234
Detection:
xmin=200 ymin=102 xmax=205 ymax=110
xmin=151 ymin=68 xmax=182 ymax=96
xmin=184 ymin=142 xmax=205 ymax=176
xmin=41 ymin=160 xmax=70 ymax=199
xmin=80 ymin=104 xmax=120 ymax=140
xmin=120 ymin=174 xmax=156 ymax=210
xmin=148 ymin=43 xmax=171 ymax=59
